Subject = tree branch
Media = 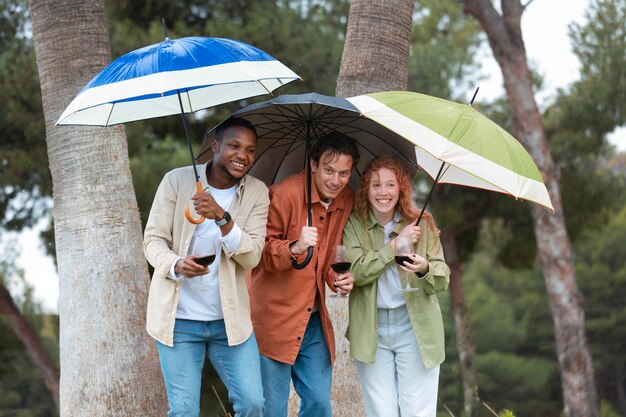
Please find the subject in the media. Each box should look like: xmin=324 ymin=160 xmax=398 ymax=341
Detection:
xmin=0 ymin=281 xmax=59 ymax=408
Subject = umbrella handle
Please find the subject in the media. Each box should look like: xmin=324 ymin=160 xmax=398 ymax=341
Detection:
xmin=291 ymin=246 xmax=313 ymax=270
xmin=184 ymin=182 xmax=206 ymax=224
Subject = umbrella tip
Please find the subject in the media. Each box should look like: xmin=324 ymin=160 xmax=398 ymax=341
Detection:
xmin=470 ymin=87 xmax=480 ymax=105
xmin=161 ymin=18 xmax=169 ymax=40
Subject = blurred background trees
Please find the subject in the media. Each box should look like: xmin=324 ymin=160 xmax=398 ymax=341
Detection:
xmin=0 ymin=0 xmax=625 ymax=416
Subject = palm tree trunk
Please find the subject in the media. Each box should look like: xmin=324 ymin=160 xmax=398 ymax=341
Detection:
xmin=463 ymin=1 xmax=599 ymax=416
xmin=329 ymin=1 xmax=413 ymax=416
xmin=29 ymin=0 xmax=167 ymax=415
xmin=336 ymin=0 xmax=413 ymax=97
xmin=0 ymin=281 xmax=59 ymax=408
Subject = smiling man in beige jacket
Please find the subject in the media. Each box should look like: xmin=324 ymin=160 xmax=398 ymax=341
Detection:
xmin=143 ymin=118 xmax=269 ymax=417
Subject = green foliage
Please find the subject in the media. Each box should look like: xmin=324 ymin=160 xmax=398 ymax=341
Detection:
xmin=0 ymin=240 xmax=58 ymax=417
xmin=0 ymin=1 xmax=49 ymax=230
xmin=599 ymin=400 xmax=622 ymax=417
xmin=541 ymin=0 xmax=626 ymax=242
xmin=576 ymin=205 xmax=626 ymax=413
xmin=0 ymin=313 xmax=59 ymax=417
xmin=570 ymin=0 xmax=626 ymax=131
xmin=411 ymin=0 xmax=483 ymax=100
xmin=129 ymin=137 xmax=190 ymax=228
xmin=438 ymin=220 xmax=562 ymax=417
xmin=476 ymin=352 xmax=558 ymax=416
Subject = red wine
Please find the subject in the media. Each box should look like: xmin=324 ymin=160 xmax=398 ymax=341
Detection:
xmin=395 ymin=256 xmax=412 ymax=265
xmin=331 ymin=262 xmax=351 ymax=274
xmin=195 ymin=254 xmax=216 ymax=266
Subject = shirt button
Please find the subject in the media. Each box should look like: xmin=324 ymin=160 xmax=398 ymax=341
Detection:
xmin=297 ymin=336 xmax=302 ymax=341
xmin=307 ymin=308 xmax=312 ymax=312
xmin=319 ymin=216 xmax=324 ymax=221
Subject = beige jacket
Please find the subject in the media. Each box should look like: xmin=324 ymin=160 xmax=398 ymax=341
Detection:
xmin=143 ymin=162 xmax=269 ymax=347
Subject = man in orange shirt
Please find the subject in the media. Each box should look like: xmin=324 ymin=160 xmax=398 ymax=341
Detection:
xmin=249 ymin=132 xmax=359 ymax=417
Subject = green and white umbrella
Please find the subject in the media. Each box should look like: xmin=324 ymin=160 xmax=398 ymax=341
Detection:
xmin=200 ymin=91 xmax=552 ymax=267
xmin=347 ymin=91 xmax=554 ymax=213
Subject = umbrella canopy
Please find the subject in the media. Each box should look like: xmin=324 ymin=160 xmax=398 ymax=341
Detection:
xmin=197 ymin=92 xmax=420 ymax=191
xmin=56 ymin=36 xmax=300 ymax=126
xmin=347 ymin=91 xmax=554 ymax=212
xmin=55 ymin=35 xmax=300 ymax=224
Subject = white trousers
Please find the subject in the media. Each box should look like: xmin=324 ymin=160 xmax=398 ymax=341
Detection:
xmin=354 ymin=305 xmax=440 ymax=417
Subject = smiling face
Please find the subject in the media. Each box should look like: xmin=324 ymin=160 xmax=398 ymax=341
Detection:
xmin=210 ymin=125 xmax=257 ymax=188
xmin=310 ymin=150 xmax=354 ymax=202
xmin=368 ymin=167 xmax=400 ymax=224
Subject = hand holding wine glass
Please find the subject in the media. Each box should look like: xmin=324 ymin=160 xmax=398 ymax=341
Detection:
xmin=394 ymin=237 xmax=420 ymax=293
xmin=185 ymin=235 xmax=217 ymax=295
xmin=330 ymin=245 xmax=352 ymax=297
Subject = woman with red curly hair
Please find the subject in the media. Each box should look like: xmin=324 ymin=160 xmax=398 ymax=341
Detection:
xmin=342 ymin=155 xmax=450 ymax=417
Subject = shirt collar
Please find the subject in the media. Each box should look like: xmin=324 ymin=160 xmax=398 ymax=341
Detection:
xmin=366 ymin=210 xmax=402 ymax=231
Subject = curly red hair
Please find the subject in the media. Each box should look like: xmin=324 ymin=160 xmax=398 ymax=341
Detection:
xmin=354 ymin=155 xmax=419 ymax=222
xmin=355 ymin=155 xmax=439 ymax=233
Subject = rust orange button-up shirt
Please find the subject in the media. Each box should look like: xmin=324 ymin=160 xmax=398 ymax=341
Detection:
xmin=249 ymin=171 xmax=354 ymax=365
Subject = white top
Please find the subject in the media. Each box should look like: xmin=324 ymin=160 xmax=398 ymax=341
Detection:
xmin=175 ymin=184 xmax=240 ymax=321
xmin=376 ymin=213 xmax=406 ymax=309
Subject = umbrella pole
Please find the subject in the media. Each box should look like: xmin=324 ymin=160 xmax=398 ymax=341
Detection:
xmin=292 ymin=121 xmax=314 ymax=270
xmin=177 ymin=91 xmax=201 ymax=183
xmin=177 ymin=90 xmax=205 ymax=224
xmin=415 ymin=162 xmax=446 ymax=225
xmin=470 ymin=86 xmax=480 ymax=105
xmin=416 ymin=88 xmax=479 ymax=225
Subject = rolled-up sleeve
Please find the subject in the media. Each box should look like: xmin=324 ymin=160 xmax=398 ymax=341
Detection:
xmin=143 ymin=171 xmax=182 ymax=282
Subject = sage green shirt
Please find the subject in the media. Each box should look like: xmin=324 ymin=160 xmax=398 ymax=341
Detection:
xmin=343 ymin=211 xmax=450 ymax=369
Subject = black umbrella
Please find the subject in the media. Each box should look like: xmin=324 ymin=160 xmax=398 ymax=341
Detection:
xmin=198 ymin=92 xmax=420 ymax=268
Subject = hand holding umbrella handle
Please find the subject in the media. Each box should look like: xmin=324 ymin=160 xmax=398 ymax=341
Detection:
xmin=184 ymin=182 xmax=206 ymax=224
xmin=291 ymin=246 xmax=313 ymax=270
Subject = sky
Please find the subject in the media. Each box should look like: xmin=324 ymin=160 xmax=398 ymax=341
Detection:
xmin=9 ymin=0 xmax=626 ymax=313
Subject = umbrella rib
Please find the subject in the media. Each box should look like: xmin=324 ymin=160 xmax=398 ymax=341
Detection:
xmin=269 ymin=140 xmax=306 ymax=185
xmin=255 ymin=137 xmax=303 ymax=161
xmin=105 ymin=104 xmax=114 ymax=126
xmin=256 ymin=80 xmax=272 ymax=95
xmin=184 ymin=88 xmax=193 ymax=112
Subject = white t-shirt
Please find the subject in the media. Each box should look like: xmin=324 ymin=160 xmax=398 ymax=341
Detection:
xmin=175 ymin=184 xmax=241 ymax=321
xmin=376 ymin=214 xmax=406 ymax=309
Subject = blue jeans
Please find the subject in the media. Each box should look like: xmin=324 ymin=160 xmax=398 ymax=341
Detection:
xmin=260 ymin=312 xmax=332 ymax=417
xmin=354 ymin=306 xmax=440 ymax=417
xmin=156 ymin=319 xmax=264 ymax=417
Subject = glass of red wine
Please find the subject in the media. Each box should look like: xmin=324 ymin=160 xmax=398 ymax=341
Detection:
xmin=394 ymin=237 xmax=419 ymax=293
xmin=188 ymin=235 xmax=216 ymax=295
xmin=191 ymin=236 xmax=216 ymax=267
xmin=330 ymin=245 xmax=351 ymax=298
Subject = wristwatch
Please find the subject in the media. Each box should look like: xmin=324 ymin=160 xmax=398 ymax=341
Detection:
xmin=215 ymin=211 xmax=231 ymax=227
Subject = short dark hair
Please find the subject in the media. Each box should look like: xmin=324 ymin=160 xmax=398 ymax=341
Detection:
xmin=310 ymin=131 xmax=360 ymax=167
xmin=214 ymin=117 xmax=257 ymax=142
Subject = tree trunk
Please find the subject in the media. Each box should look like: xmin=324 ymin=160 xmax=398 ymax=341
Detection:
xmin=440 ymin=229 xmax=480 ymax=417
xmin=326 ymin=1 xmax=413 ymax=416
xmin=463 ymin=1 xmax=599 ymax=416
xmin=0 ymin=280 xmax=60 ymax=408
xmin=29 ymin=1 xmax=167 ymax=415
xmin=336 ymin=0 xmax=413 ymax=97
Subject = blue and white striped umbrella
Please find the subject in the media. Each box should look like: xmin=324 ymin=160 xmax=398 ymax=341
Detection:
xmin=56 ymin=36 xmax=300 ymax=126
